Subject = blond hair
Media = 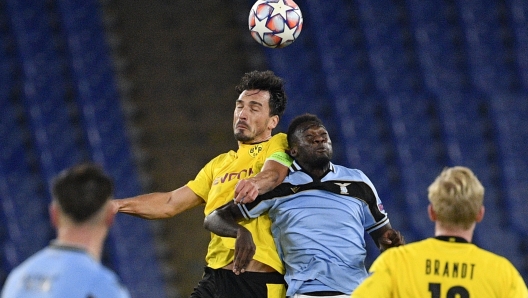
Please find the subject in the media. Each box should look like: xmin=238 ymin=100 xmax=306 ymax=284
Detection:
xmin=427 ymin=166 xmax=485 ymax=229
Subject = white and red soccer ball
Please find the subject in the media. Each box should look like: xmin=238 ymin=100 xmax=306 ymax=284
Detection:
xmin=248 ymin=0 xmax=303 ymax=48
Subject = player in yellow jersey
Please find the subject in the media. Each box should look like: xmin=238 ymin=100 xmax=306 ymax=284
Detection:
xmin=352 ymin=166 xmax=528 ymax=298
xmin=112 ymin=70 xmax=292 ymax=298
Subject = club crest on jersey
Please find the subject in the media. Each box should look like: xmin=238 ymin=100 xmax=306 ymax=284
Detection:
xmin=248 ymin=144 xmax=263 ymax=157
xmin=334 ymin=182 xmax=351 ymax=194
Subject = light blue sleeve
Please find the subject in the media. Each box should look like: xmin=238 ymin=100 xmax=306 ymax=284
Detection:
xmin=238 ymin=198 xmax=276 ymax=220
xmin=89 ymin=270 xmax=131 ymax=298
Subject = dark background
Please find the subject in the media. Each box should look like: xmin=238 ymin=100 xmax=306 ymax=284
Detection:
xmin=1 ymin=0 xmax=527 ymax=297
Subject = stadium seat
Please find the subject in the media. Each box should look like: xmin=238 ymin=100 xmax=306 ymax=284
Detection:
xmin=505 ymin=0 xmax=528 ymax=90
xmin=456 ymin=0 xmax=518 ymax=93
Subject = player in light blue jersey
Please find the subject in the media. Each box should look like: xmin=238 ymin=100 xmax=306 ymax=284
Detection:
xmin=205 ymin=114 xmax=404 ymax=297
xmin=1 ymin=164 xmax=130 ymax=298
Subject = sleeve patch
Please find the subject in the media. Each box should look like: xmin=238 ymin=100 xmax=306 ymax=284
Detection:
xmin=266 ymin=151 xmax=293 ymax=167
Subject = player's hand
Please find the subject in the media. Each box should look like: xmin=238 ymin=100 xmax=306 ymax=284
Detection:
xmin=378 ymin=228 xmax=405 ymax=252
xmin=233 ymin=227 xmax=256 ymax=275
xmin=234 ymin=179 xmax=259 ymax=205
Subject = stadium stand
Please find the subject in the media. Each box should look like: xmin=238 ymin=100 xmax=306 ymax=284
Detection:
xmin=2 ymin=0 xmax=527 ymax=293
xmin=0 ymin=0 xmax=167 ymax=296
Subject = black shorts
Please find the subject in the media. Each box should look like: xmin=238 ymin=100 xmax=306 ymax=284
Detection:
xmin=190 ymin=266 xmax=287 ymax=298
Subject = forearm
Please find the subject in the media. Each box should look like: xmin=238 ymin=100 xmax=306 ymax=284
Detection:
xmin=115 ymin=186 xmax=203 ymax=219
xmin=250 ymin=169 xmax=281 ymax=194
xmin=115 ymin=192 xmax=175 ymax=219
xmin=203 ymin=210 xmax=241 ymax=238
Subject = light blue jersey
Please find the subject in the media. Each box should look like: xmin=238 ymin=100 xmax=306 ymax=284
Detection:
xmin=238 ymin=161 xmax=389 ymax=296
xmin=1 ymin=243 xmax=130 ymax=298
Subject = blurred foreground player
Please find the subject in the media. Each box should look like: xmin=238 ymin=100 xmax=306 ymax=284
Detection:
xmin=1 ymin=163 xmax=130 ymax=298
xmin=352 ymin=166 xmax=528 ymax=297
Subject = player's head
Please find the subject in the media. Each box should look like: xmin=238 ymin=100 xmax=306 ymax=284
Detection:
xmin=51 ymin=163 xmax=114 ymax=224
xmin=427 ymin=166 xmax=485 ymax=230
xmin=235 ymin=70 xmax=287 ymax=118
xmin=287 ymin=113 xmax=332 ymax=168
xmin=233 ymin=70 xmax=287 ymax=143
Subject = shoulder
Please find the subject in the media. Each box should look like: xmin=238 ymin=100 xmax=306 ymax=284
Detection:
xmin=268 ymin=133 xmax=288 ymax=148
xmin=88 ymin=266 xmax=130 ymax=297
xmin=332 ymin=165 xmax=370 ymax=181
xmin=271 ymin=132 xmax=287 ymax=141
xmin=203 ymin=151 xmax=236 ymax=168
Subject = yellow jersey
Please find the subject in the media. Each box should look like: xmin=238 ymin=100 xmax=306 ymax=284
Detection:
xmin=187 ymin=133 xmax=292 ymax=273
xmin=352 ymin=236 xmax=528 ymax=298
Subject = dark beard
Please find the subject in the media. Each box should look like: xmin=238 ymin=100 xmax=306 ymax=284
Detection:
xmin=234 ymin=132 xmax=252 ymax=142
xmin=311 ymin=155 xmax=331 ymax=168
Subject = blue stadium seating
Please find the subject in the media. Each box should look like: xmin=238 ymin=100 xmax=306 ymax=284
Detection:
xmin=456 ymin=0 xmax=518 ymax=93
xmin=405 ymin=0 xmax=469 ymax=91
xmin=4 ymin=0 xmax=528 ymax=290
xmin=505 ymin=0 xmax=528 ymax=90
xmin=55 ymin=1 xmax=166 ymax=296
xmin=0 ymin=0 xmax=167 ymax=296
xmin=487 ymin=94 xmax=528 ymax=233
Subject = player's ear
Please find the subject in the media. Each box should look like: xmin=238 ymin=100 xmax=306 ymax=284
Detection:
xmin=268 ymin=115 xmax=279 ymax=130
xmin=104 ymin=201 xmax=115 ymax=227
xmin=49 ymin=201 xmax=59 ymax=228
xmin=289 ymin=146 xmax=298 ymax=158
xmin=427 ymin=204 xmax=437 ymax=222
xmin=475 ymin=206 xmax=485 ymax=223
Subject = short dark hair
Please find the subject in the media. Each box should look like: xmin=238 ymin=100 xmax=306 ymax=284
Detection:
xmin=235 ymin=70 xmax=287 ymax=118
xmin=287 ymin=113 xmax=325 ymax=147
xmin=51 ymin=163 xmax=113 ymax=223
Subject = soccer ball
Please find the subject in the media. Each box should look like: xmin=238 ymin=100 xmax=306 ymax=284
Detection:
xmin=248 ymin=0 xmax=303 ymax=48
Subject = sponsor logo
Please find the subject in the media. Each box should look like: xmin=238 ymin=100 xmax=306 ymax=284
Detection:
xmin=290 ymin=186 xmax=300 ymax=193
xmin=213 ymin=168 xmax=255 ymax=185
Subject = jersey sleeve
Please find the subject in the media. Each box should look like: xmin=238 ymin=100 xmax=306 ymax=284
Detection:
xmin=89 ymin=270 xmax=131 ymax=298
xmin=186 ymin=154 xmax=226 ymax=202
xmin=351 ymin=250 xmax=394 ymax=297
xmin=356 ymin=170 xmax=389 ymax=233
xmin=266 ymin=133 xmax=293 ymax=167
xmin=238 ymin=198 xmax=275 ymax=219
xmin=503 ymin=259 xmax=528 ymax=297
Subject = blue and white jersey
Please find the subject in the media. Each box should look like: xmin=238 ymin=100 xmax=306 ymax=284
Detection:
xmin=238 ymin=161 xmax=389 ymax=296
xmin=1 ymin=243 xmax=130 ymax=298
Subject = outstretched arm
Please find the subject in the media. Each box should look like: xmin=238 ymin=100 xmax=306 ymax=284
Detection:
xmin=369 ymin=223 xmax=405 ymax=252
xmin=204 ymin=201 xmax=255 ymax=274
xmin=112 ymin=185 xmax=204 ymax=219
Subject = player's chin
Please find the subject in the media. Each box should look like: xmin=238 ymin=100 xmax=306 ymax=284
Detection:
xmin=235 ymin=131 xmax=253 ymax=142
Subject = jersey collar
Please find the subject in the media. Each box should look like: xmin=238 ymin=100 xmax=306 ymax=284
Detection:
xmin=49 ymin=240 xmax=89 ymax=254
xmin=289 ymin=160 xmax=335 ymax=173
xmin=434 ymin=235 xmax=469 ymax=243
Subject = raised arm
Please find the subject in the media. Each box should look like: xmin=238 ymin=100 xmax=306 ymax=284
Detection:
xmin=112 ymin=185 xmax=204 ymax=219
xmin=203 ymin=201 xmax=255 ymax=274
xmin=369 ymin=223 xmax=405 ymax=252
xmin=234 ymin=159 xmax=289 ymax=204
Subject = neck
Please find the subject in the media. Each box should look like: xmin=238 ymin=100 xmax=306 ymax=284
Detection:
xmin=55 ymin=225 xmax=107 ymax=261
xmin=299 ymin=162 xmax=330 ymax=179
xmin=239 ymin=135 xmax=272 ymax=146
xmin=434 ymin=222 xmax=475 ymax=243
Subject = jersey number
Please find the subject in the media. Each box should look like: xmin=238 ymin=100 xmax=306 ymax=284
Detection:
xmin=429 ymin=283 xmax=469 ymax=298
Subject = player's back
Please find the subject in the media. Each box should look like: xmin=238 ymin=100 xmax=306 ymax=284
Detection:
xmin=353 ymin=237 xmax=528 ymax=297
xmin=1 ymin=245 xmax=130 ymax=298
